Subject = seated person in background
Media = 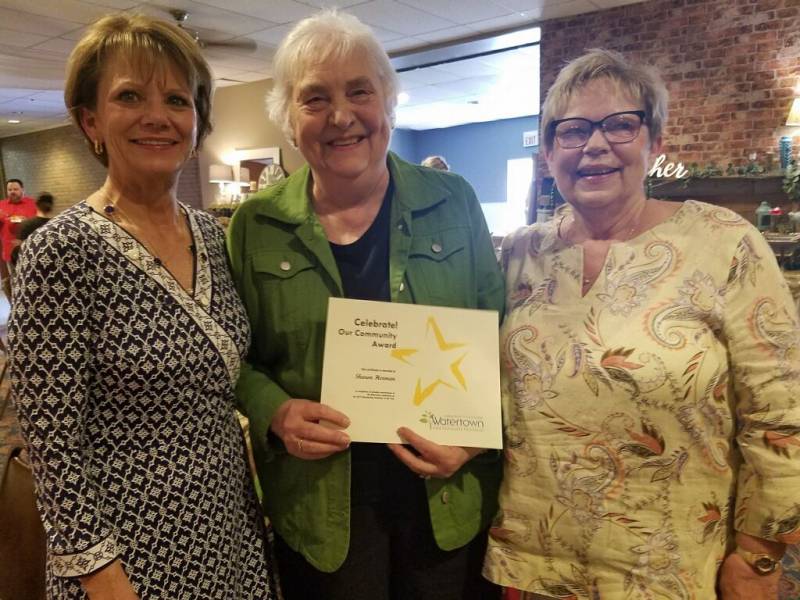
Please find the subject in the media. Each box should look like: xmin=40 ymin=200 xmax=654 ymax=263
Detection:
xmin=421 ymin=154 xmax=450 ymax=171
xmin=11 ymin=192 xmax=54 ymax=265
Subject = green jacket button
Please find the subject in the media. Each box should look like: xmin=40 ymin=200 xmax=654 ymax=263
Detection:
xmin=279 ymin=260 xmax=291 ymax=271
xmin=441 ymin=490 xmax=450 ymax=504
xmin=431 ymin=242 xmax=443 ymax=253
xmin=399 ymin=282 xmax=405 ymax=292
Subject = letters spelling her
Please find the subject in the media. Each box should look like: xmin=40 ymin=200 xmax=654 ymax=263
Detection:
xmin=648 ymin=154 xmax=688 ymax=179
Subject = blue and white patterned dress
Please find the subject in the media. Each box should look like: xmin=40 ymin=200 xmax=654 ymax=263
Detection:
xmin=10 ymin=203 xmax=275 ymax=599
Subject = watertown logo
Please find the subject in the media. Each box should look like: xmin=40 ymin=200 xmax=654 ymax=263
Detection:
xmin=419 ymin=410 xmax=485 ymax=432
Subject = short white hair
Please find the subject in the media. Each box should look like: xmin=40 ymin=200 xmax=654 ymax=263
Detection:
xmin=266 ymin=10 xmax=399 ymax=144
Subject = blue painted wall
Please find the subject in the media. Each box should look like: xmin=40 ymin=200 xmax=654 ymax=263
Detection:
xmin=389 ymin=128 xmax=417 ymax=163
xmin=389 ymin=115 xmax=539 ymax=204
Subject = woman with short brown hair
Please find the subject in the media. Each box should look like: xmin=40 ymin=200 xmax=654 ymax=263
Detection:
xmin=11 ymin=13 xmax=276 ymax=599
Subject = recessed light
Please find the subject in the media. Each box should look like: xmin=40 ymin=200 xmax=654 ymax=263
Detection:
xmin=397 ymin=91 xmax=410 ymax=105
xmin=7 ymin=119 xmax=21 ymax=124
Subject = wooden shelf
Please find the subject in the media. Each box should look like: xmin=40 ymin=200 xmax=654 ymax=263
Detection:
xmin=650 ymin=175 xmax=784 ymax=202
xmin=648 ymin=175 xmax=789 ymax=221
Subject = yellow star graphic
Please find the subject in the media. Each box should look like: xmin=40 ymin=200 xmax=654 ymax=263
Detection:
xmin=390 ymin=317 xmax=468 ymax=406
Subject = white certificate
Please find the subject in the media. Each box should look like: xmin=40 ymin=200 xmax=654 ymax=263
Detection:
xmin=320 ymin=298 xmax=502 ymax=449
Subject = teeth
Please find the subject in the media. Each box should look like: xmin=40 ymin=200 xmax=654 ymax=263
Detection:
xmin=331 ymin=138 xmax=360 ymax=146
xmin=136 ymin=140 xmax=173 ymax=145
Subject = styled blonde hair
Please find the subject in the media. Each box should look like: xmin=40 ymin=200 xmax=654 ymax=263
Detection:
xmin=541 ymin=49 xmax=668 ymax=151
xmin=64 ymin=13 xmax=214 ymax=165
xmin=266 ymin=10 xmax=399 ymax=144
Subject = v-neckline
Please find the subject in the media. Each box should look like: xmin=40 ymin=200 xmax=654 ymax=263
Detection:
xmin=78 ymin=202 xmax=240 ymax=382
xmin=81 ymin=202 xmax=211 ymax=306
xmin=551 ymin=200 xmax=692 ymax=300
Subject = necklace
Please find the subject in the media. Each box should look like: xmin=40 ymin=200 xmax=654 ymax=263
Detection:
xmin=102 ymin=199 xmax=195 ymax=267
xmin=558 ymin=202 xmax=648 ymax=286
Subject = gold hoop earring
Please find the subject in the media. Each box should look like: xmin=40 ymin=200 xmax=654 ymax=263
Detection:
xmin=94 ymin=139 xmax=104 ymax=156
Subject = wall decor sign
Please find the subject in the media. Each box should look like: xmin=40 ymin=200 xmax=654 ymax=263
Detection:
xmin=649 ymin=153 xmax=688 ymax=179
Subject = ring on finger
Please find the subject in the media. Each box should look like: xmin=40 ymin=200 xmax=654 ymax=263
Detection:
xmin=297 ymin=438 xmax=305 ymax=453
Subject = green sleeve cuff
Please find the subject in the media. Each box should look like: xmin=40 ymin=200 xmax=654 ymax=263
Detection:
xmin=236 ymin=361 xmax=290 ymax=462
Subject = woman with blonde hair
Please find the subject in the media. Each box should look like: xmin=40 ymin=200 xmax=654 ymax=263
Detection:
xmin=483 ymin=49 xmax=800 ymax=599
xmin=10 ymin=13 xmax=276 ymax=599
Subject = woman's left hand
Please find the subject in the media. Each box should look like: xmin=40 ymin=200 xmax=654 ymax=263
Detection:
xmin=388 ymin=426 xmax=486 ymax=479
xmin=719 ymin=532 xmax=784 ymax=599
xmin=718 ymin=551 xmax=780 ymax=599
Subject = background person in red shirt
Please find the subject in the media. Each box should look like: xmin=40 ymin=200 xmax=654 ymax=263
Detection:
xmin=0 ymin=179 xmax=37 ymax=298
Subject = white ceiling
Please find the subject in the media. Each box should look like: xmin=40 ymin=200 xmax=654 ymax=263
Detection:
xmin=0 ymin=0 xmax=645 ymax=138
xmin=396 ymin=41 xmax=541 ymax=130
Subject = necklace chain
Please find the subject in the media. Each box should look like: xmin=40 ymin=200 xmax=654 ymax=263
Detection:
xmin=558 ymin=202 xmax=648 ymax=286
xmin=102 ymin=199 xmax=194 ymax=267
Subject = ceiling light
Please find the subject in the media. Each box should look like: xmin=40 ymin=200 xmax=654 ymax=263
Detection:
xmin=397 ymin=91 xmax=410 ymax=105
xmin=7 ymin=119 xmax=21 ymax=124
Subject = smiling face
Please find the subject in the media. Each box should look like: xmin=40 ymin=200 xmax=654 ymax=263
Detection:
xmin=545 ymin=78 xmax=661 ymax=214
xmin=80 ymin=54 xmax=197 ymax=187
xmin=5 ymin=181 xmax=23 ymax=203
xmin=289 ymin=48 xmax=391 ymax=187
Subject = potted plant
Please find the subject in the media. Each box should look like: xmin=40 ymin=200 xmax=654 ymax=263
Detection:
xmin=784 ymin=158 xmax=800 ymax=203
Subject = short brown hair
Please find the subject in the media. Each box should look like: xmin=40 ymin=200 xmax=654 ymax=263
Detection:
xmin=64 ymin=13 xmax=213 ymax=166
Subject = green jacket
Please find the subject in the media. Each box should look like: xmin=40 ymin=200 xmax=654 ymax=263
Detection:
xmin=227 ymin=152 xmax=505 ymax=572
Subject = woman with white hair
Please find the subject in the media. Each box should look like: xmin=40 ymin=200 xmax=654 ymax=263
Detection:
xmin=483 ymin=48 xmax=800 ymax=599
xmin=228 ymin=10 xmax=504 ymax=600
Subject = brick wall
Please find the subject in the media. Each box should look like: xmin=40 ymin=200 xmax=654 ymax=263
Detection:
xmin=177 ymin=155 xmax=202 ymax=209
xmin=540 ymin=0 xmax=800 ymax=169
xmin=0 ymin=125 xmax=203 ymax=211
xmin=0 ymin=126 xmax=106 ymax=213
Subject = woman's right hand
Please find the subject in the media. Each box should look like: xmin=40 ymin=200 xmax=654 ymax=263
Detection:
xmin=270 ymin=398 xmax=351 ymax=459
xmin=79 ymin=559 xmax=139 ymax=599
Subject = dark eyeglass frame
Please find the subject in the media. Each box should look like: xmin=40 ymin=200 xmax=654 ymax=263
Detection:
xmin=549 ymin=110 xmax=648 ymax=149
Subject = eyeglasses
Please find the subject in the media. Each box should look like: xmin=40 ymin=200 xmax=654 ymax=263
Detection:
xmin=550 ymin=110 xmax=647 ymax=149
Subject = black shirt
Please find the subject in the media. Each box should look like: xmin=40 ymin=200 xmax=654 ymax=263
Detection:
xmin=329 ymin=183 xmax=391 ymax=303
xmin=329 ymin=182 xmax=417 ymax=504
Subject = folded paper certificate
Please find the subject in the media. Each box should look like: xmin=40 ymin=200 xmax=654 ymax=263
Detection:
xmin=321 ymin=298 xmax=502 ymax=448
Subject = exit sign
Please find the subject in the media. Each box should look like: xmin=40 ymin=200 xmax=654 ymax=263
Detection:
xmin=523 ymin=130 xmax=538 ymax=147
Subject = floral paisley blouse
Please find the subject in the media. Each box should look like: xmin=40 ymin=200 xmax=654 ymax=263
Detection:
xmin=483 ymin=200 xmax=800 ymax=599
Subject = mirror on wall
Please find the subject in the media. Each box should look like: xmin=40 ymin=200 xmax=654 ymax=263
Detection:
xmin=236 ymin=146 xmax=285 ymax=194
